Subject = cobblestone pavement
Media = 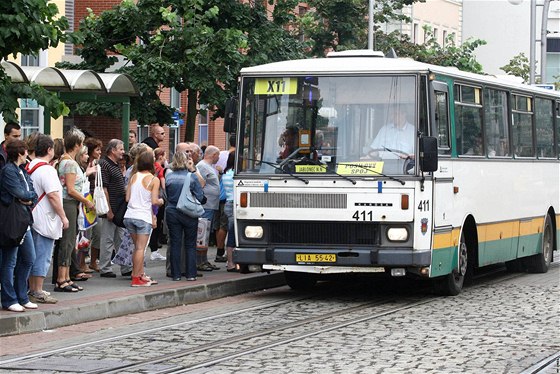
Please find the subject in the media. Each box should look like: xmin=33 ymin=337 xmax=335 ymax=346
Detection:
xmin=0 ymin=264 xmax=558 ymax=374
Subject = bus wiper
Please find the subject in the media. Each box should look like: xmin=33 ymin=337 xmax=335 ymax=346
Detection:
xmin=338 ymin=163 xmax=406 ymax=185
xmin=243 ymin=158 xmax=309 ymax=184
xmin=306 ymin=158 xmax=356 ymax=185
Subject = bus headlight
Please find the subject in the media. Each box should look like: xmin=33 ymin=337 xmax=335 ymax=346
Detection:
xmin=387 ymin=227 xmax=408 ymax=242
xmin=245 ymin=226 xmax=264 ymax=239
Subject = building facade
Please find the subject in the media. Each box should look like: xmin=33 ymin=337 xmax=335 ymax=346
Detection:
xmin=463 ymin=0 xmax=560 ymax=85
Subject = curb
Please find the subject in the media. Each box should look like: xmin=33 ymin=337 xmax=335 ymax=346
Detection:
xmin=0 ymin=272 xmax=286 ymax=337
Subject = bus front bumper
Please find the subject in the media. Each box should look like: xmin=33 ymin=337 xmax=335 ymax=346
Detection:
xmin=233 ymin=247 xmax=431 ymax=269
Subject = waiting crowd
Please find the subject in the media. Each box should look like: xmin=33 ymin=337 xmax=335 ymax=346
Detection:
xmin=0 ymin=122 xmax=237 ymax=312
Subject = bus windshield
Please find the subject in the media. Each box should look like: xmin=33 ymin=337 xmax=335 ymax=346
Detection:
xmin=238 ymin=75 xmax=418 ymax=176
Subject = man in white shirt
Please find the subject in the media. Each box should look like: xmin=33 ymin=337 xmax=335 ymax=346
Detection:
xmin=369 ymin=107 xmax=415 ymax=159
xmin=27 ymin=134 xmax=69 ymax=304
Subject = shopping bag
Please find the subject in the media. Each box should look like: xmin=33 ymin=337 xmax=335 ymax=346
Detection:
xmin=78 ymin=193 xmax=97 ymax=231
xmin=93 ymin=165 xmax=109 ymax=215
xmin=196 ymin=218 xmax=211 ymax=250
xmin=113 ymin=230 xmax=133 ymax=267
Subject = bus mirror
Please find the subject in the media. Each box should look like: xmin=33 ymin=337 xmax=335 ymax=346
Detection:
xmin=420 ymin=137 xmax=438 ymax=172
xmin=223 ymin=97 xmax=238 ymax=133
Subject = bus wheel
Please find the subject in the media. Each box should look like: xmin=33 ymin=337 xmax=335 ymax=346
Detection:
xmin=525 ymin=214 xmax=553 ymax=273
xmin=284 ymin=271 xmax=317 ymax=290
xmin=435 ymin=231 xmax=468 ymax=296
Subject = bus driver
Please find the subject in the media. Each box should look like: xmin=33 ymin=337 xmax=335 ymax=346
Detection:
xmin=368 ymin=106 xmax=415 ymax=159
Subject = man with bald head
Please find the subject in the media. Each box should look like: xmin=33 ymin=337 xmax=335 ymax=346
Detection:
xmin=142 ymin=125 xmax=165 ymax=150
xmin=196 ymin=145 xmax=221 ymax=271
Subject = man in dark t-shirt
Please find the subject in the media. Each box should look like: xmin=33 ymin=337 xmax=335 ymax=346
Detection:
xmin=141 ymin=125 xmax=165 ymax=150
xmin=97 ymin=139 xmax=130 ymax=278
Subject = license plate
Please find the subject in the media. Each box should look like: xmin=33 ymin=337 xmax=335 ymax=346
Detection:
xmin=296 ymin=253 xmax=336 ymax=263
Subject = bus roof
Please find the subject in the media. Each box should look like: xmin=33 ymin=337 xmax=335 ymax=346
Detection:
xmin=240 ymin=52 xmax=560 ymax=99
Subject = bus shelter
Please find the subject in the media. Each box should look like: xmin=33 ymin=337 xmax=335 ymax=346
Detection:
xmin=1 ymin=61 xmax=139 ymax=148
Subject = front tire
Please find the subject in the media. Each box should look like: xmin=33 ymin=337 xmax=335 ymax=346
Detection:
xmin=435 ymin=231 xmax=469 ymax=296
xmin=285 ymin=271 xmax=317 ymax=290
xmin=525 ymin=215 xmax=553 ymax=273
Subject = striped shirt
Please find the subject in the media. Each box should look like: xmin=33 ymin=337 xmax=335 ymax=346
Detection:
xmin=98 ymin=156 xmax=125 ymax=212
xmin=222 ymin=170 xmax=234 ymax=202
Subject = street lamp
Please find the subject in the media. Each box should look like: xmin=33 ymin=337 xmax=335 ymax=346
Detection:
xmin=508 ymin=0 xmax=552 ymax=84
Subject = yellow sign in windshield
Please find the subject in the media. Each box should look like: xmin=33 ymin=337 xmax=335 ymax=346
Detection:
xmin=295 ymin=165 xmax=327 ymax=173
xmin=336 ymin=161 xmax=384 ymax=175
xmin=254 ymin=78 xmax=298 ymax=95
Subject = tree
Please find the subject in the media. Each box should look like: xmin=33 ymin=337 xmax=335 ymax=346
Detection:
xmin=294 ymin=1 xmax=486 ymax=74
xmin=376 ymin=26 xmax=487 ymax=74
xmin=61 ymin=0 xmax=305 ymax=142
xmin=500 ymin=53 xmax=532 ymax=84
xmin=294 ymin=0 xmax=419 ymax=56
xmin=0 ymin=1 xmax=70 ymax=123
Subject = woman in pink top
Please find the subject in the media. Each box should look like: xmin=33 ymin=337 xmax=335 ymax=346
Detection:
xmin=123 ymin=151 xmax=163 ymax=287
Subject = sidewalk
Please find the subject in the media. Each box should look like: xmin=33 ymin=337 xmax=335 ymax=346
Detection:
xmin=0 ymin=246 xmax=286 ymax=337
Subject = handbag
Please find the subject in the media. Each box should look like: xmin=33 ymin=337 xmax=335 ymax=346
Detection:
xmin=93 ymin=165 xmax=109 ymax=215
xmin=0 ymin=200 xmax=31 ymax=248
xmin=177 ymin=172 xmax=204 ymax=218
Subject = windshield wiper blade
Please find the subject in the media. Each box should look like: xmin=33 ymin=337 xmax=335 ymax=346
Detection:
xmin=306 ymin=158 xmax=356 ymax=185
xmin=339 ymin=163 xmax=406 ymax=185
xmin=243 ymin=158 xmax=309 ymax=184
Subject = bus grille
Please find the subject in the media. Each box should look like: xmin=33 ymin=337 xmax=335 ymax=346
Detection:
xmin=269 ymin=221 xmax=380 ymax=245
xmin=250 ymin=193 xmax=346 ymax=209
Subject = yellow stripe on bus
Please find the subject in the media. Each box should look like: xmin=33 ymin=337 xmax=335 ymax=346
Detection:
xmin=434 ymin=216 xmax=546 ymax=250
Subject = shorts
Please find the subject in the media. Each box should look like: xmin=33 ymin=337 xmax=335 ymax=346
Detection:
xmin=218 ymin=201 xmax=228 ymax=230
xmin=202 ymin=209 xmax=218 ymax=232
xmin=30 ymin=229 xmax=55 ymax=277
xmin=124 ymin=218 xmax=152 ymax=235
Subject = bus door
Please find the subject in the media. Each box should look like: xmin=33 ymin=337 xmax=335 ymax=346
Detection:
xmin=432 ymin=83 xmax=455 ymax=230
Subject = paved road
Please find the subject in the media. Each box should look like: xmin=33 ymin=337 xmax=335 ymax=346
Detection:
xmin=0 ymin=261 xmax=558 ymax=373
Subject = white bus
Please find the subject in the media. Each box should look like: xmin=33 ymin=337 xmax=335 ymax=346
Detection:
xmin=226 ymin=50 xmax=559 ymax=295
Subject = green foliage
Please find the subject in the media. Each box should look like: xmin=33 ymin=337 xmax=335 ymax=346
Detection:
xmin=62 ymin=0 xmax=304 ymax=141
xmin=295 ymin=0 xmax=419 ymax=56
xmin=500 ymin=53 xmax=532 ymax=84
xmin=376 ymin=26 xmax=486 ymax=74
xmin=0 ymin=0 xmax=70 ymax=123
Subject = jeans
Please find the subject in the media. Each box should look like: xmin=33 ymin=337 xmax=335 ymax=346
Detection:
xmin=225 ymin=201 xmax=236 ymax=248
xmin=0 ymin=230 xmax=36 ymax=308
xmin=166 ymin=207 xmax=198 ymax=279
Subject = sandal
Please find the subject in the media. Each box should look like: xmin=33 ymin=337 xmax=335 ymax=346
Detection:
xmin=71 ymin=273 xmax=91 ymax=281
xmin=54 ymin=281 xmax=78 ymax=293
xmin=89 ymin=265 xmax=100 ymax=272
xmin=81 ymin=267 xmax=94 ymax=274
xmin=66 ymin=280 xmax=84 ymax=291
xmin=205 ymin=262 xmax=220 ymax=270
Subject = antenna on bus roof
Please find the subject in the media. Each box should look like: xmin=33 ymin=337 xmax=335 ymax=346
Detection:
xmin=385 ymin=48 xmax=398 ymax=59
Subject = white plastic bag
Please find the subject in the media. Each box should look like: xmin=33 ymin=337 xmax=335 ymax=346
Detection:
xmin=93 ymin=164 xmax=109 ymax=215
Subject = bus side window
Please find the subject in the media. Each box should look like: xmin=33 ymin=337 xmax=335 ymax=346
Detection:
xmin=435 ymin=91 xmax=451 ymax=155
xmin=535 ymin=98 xmax=555 ymax=158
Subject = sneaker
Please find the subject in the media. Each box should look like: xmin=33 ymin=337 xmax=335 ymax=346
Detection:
xmin=6 ymin=304 xmax=25 ymax=312
xmin=150 ymin=252 xmax=166 ymax=261
xmin=29 ymin=292 xmax=58 ymax=304
xmin=131 ymin=276 xmax=152 ymax=287
xmin=214 ymin=255 xmax=227 ymax=263
xmin=22 ymin=302 xmax=38 ymax=309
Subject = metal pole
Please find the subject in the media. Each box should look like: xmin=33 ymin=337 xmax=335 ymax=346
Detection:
xmin=530 ymin=0 xmax=536 ymax=84
xmin=368 ymin=0 xmax=374 ymax=50
xmin=540 ymin=0 xmax=551 ymax=84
